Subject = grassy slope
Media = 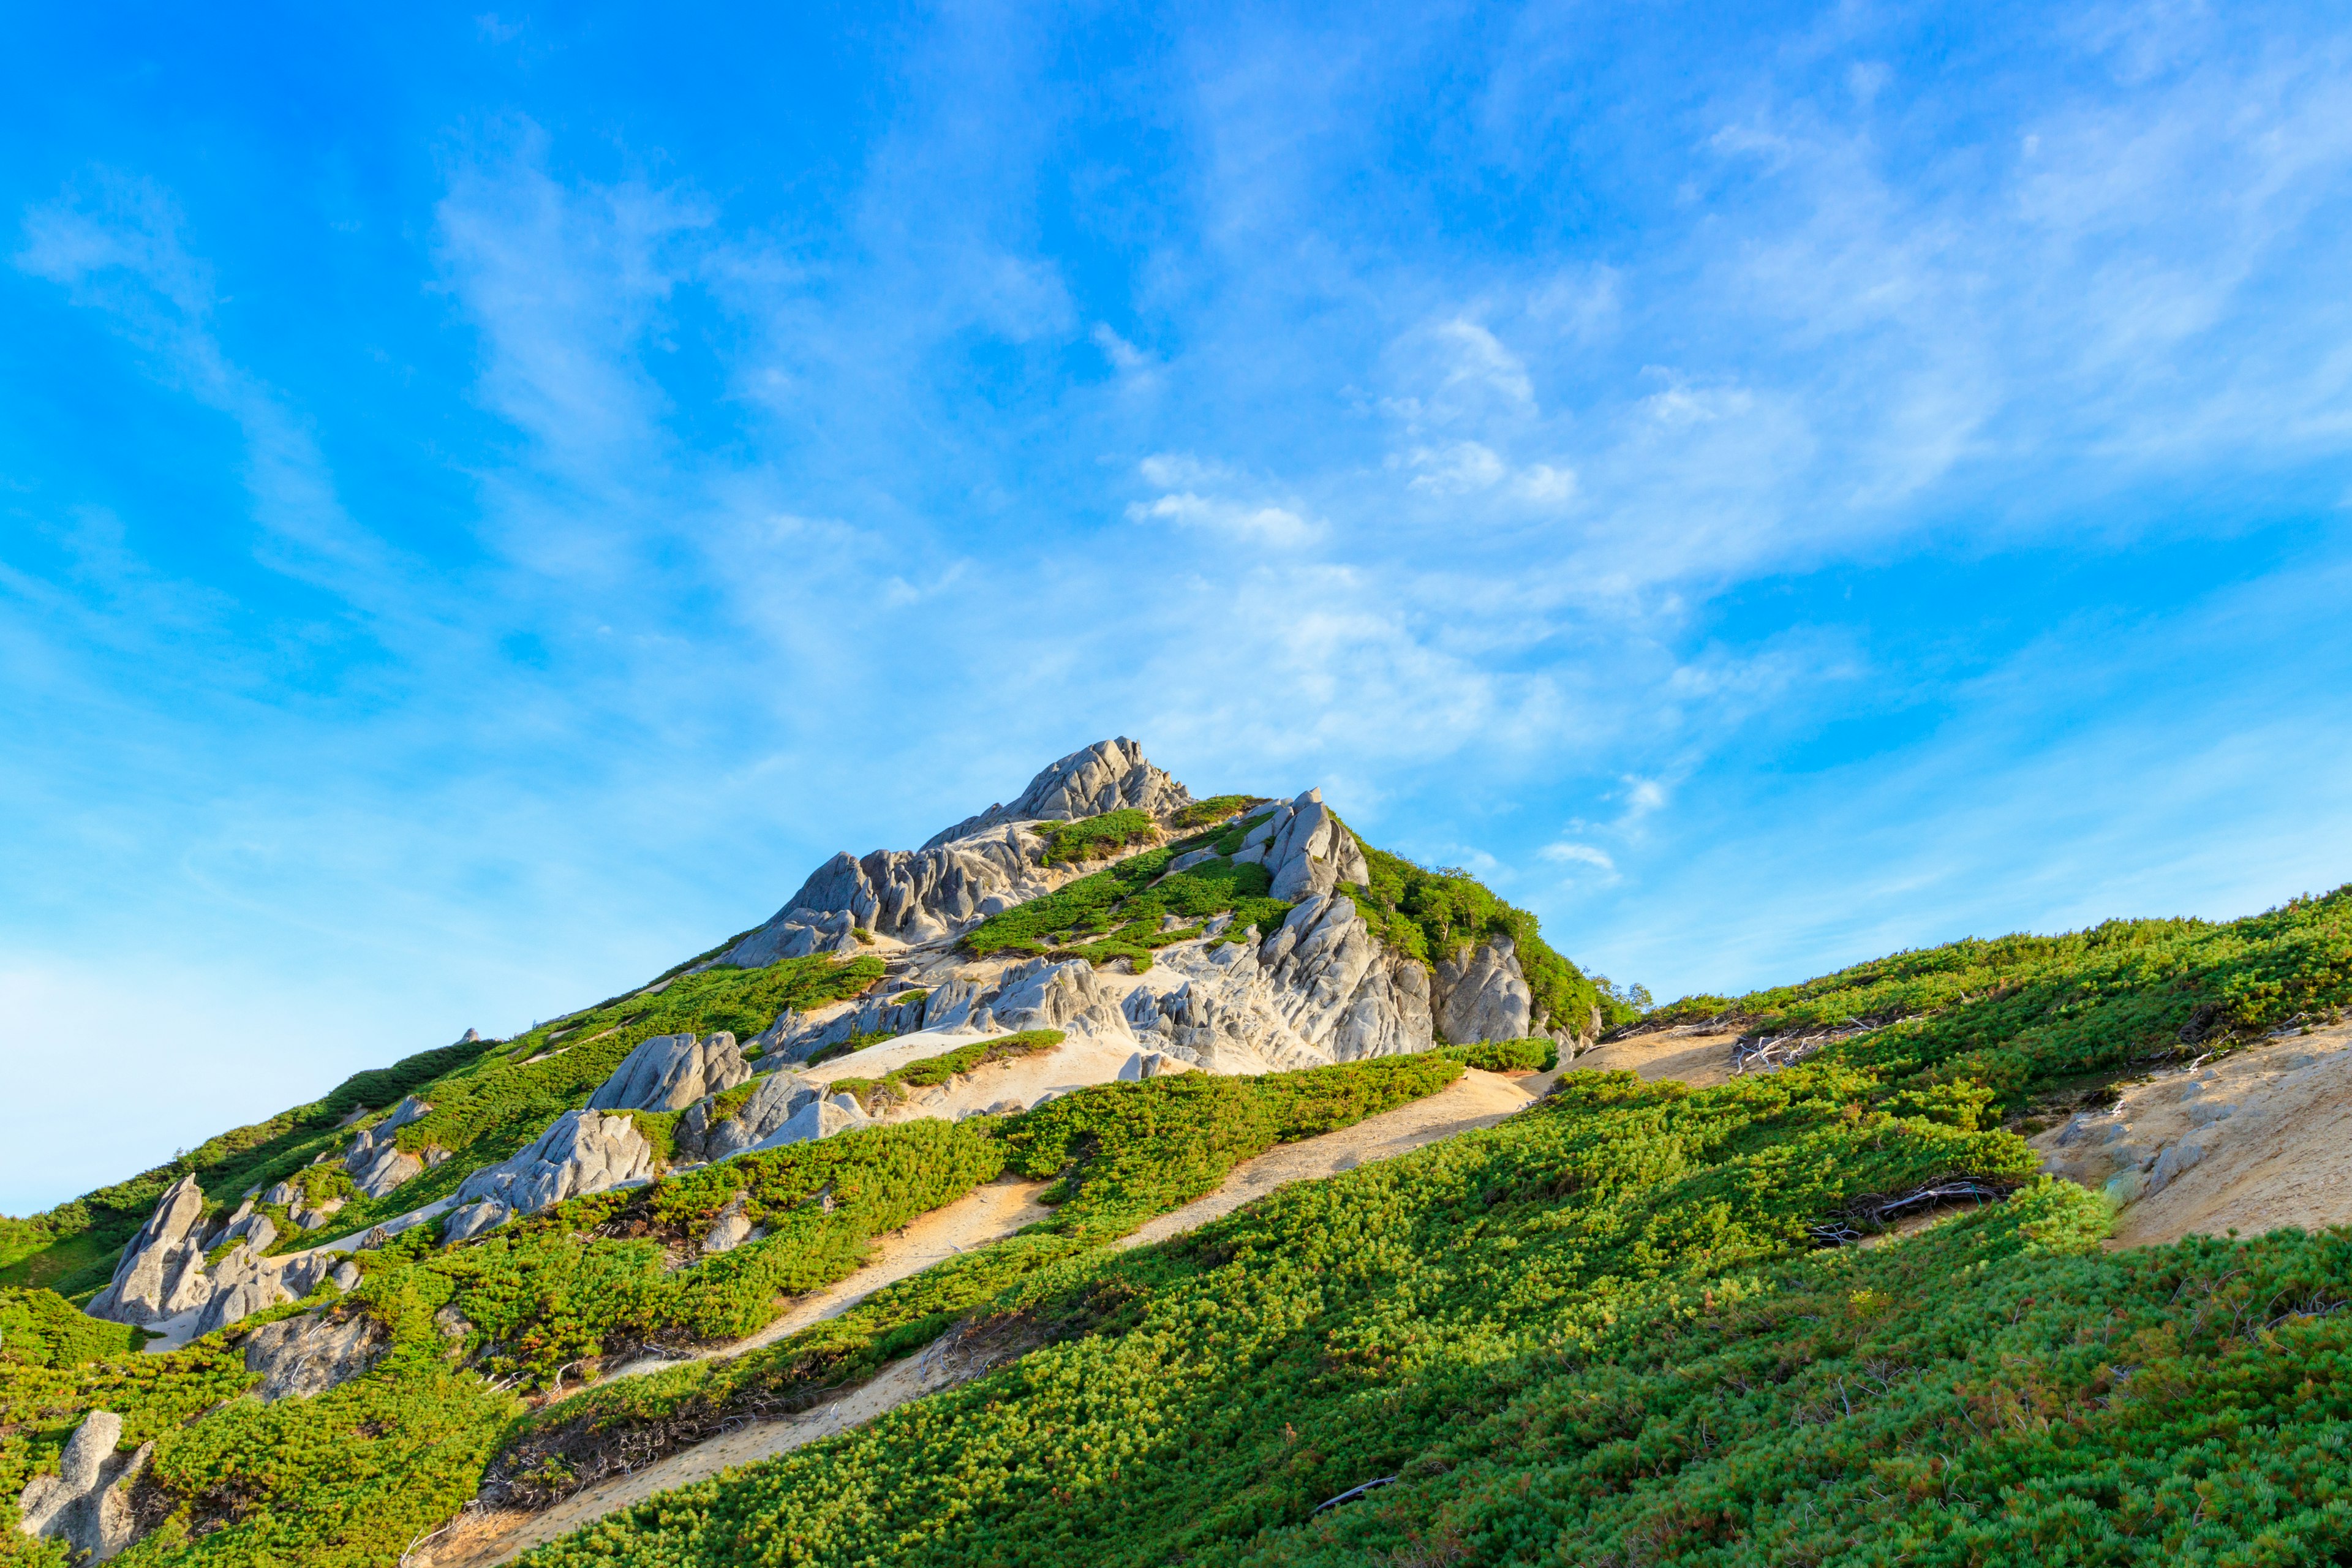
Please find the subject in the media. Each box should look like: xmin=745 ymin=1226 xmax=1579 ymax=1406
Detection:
xmin=516 ymin=889 xmax=2352 ymax=1568
xmin=0 ymin=1055 xmax=1469 ymax=1563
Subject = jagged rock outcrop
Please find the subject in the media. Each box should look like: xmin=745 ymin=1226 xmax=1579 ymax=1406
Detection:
xmin=443 ymin=1110 xmax=657 ymax=1243
xmin=243 ymin=1306 xmax=386 ymax=1400
xmin=987 ymin=957 xmax=1133 ymax=1038
xmin=17 ymin=1411 xmax=147 ymax=1562
xmin=922 ymin=737 xmax=1192 ymax=850
xmin=761 ymin=987 xmax=935 ymax=1061
xmin=344 ymin=1095 xmax=433 ymax=1198
xmin=589 ymin=1033 xmax=753 ymax=1112
xmin=720 ymin=825 xmax=1055 ymax=964
xmin=739 ymin=1095 xmax=869 ymax=1156
xmin=85 ymin=1174 xmax=210 ymax=1325
xmin=192 ymin=1245 xmax=344 ymax=1336
xmin=674 ymin=1071 xmax=823 ymax=1162
xmin=1235 ymin=788 xmax=1372 ymax=903
xmin=1434 ymin=936 xmax=1536 ymax=1044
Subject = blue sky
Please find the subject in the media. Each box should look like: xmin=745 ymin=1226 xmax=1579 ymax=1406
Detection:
xmin=6 ymin=0 xmax=2352 ymax=1212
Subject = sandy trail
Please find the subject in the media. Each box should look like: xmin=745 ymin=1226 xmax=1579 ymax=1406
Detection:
xmin=1563 ymin=1027 xmax=1740 ymax=1090
xmin=1120 ymin=1065 xmax=1555 ymax=1250
xmin=417 ymin=1065 xmax=1553 ymax=1567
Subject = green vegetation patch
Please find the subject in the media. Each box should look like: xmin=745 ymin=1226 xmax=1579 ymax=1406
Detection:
xmin=517 ymin=1063 xmax=2053 ymax=1568
xmin=1434 ymin=1036 xmax=1558 ymax=1072
xmin=1351 ymin=842 xmax=1617 ymax=1036
xmin=1036 ymin=809 xmax=1160 ymax=865
xmin=480 ymin=1054 xmax=1463 ymax=1509
xmin=965 ymin=842 xmax=1291 ymax=970
xmin=0 ymin=1287 xmax=146 ymax=1369
xmin=1166 ymin=794 xmax=1265 ymax=834
xmin=1649 ymin=885 xmax=2352 ymax=1112
xmin=827 ymin=1030 xmax=1068 ymax=1113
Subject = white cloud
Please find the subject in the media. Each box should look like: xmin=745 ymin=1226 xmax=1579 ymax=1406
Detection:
xmin=1126 ymin=492 xmax=1321 ymax=546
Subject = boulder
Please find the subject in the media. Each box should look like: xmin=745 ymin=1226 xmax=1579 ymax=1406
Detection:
xmin=589 ymin=1033 xmax=755 ymax=1113
xmin=701 ymin=1194 xmax=761 ymax=1254
xmin=445 ymin=1110 xmax=658 ymax=1242
xmin=242 ymin=1308 xmax=386 ymax=1401
xmin=85 ymin=1174 xmax=210 ymax=1325
xmin=676 ymin=1072 xmax=822 ymax=1162
xmin=16 ymin=1410 xmax=147 ymax=1561
xmin=921 ymin=738 xmax=1192 ymax=849
xmin=190 ymin=1246 xmax=344 ymax=1336
xmin=1433 ymin=936 xmax=1536 ymax=1044
xmin=1117 ymin=1050 xmax=1196 ymax=1081
xmin=737 ymin=1096 xmax=868 ymax=1157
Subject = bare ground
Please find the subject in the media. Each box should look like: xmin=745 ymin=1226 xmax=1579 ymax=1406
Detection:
xmin=2031 ymin=1022 xmax=2352 ymax=1250
xmin=1564 ymin=1028 xmax=1740 ymax=1090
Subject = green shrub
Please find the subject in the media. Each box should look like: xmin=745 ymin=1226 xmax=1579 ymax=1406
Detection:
xmin=1434 ymin=1036 xmax=1557 ymax=1072
xmin=964 ymin=843 xmax=1292 ymax=969
xmin=480 ymin=1055 xmax=1466 ymax=1507
xmin=1036 ymin=809 xmax=1161 ymax=865
xmin=1167 ymin=795 xmax=1264 ymax=833
xmin=0 ymin=1288 xmax=146 ymax=1368
xmin=516 ymin=1063 xmax=2051 ymax=1568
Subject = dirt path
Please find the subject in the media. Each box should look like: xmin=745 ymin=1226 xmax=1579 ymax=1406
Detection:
xmin=1564 ymin=1027 xmax=1738 ymax=1089
xmin=1118 ymin=1065 xmax=1555 ymax=1250
xmin=417 ymin=1065 xmax=1555 ymax=1567
xmin=598 ymin=1174 xmax=1054 ymax=1385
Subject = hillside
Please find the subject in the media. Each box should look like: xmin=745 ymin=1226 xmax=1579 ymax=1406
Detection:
xmin=6 ymin=741 xmax=2352 ymax=1566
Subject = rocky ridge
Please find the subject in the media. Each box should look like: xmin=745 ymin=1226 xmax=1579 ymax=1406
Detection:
xmin=79 ymin=741 xmax=1584 ymax=1353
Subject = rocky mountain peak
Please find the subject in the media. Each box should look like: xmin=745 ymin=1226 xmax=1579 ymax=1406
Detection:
xmin=920 ymin=737 xmax=1191 ymax=850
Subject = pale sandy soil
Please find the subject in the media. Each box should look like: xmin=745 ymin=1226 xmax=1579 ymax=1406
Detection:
xmin=1118 ymin=1065 xmax=1554 ymax=1250
xmin=802 ymin=1028 xmax=1145 ymax=1121
xmin=2030 ymin=1022 xmax=2352 ymax=1249
xmin=415 ymin=1065 xmax=1554 ymax=1567
xmin=1564 ymin=1028 xmax=1740 ymax=1090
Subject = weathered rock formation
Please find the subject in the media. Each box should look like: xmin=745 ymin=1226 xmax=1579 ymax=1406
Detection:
xmin=443 ymin=1110 xmax=657 ymax=1243
xmin=589 ymin=1033 xmax=754 ymax=1112
xmin=343 ymin=1095 xmax=434 ymax=1199
xmin=17 ymin=1410 xmax=146 ymax=1562
xmin=921 ymin=737 xmax=1192 ymax=849
xmin=1235 ymin=788 xmax=1372 ymax=903
xmin=1434 ymin=935 xmax=1537 ymax=1044
xmin=85 ymin=1174 xmax=210 ymax=1324
xmin=674 ymin=1071 xmax=823 ymax=1162
xmin=243 ymin=1305 xmax=386 ymax=1400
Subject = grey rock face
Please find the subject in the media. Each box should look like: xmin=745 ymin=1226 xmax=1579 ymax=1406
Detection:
xmin=1237 ymin=789 xmax=1372 ymax=903
xmin=190 ymin=1246 xmax=344 ymax=1336
xmin=737 ymin=1095 xmax=869 ymax=1157
xmin=1433 ymin=936 xmax=1536 ymax=1044
xmin=676 ymin=1071 xmax=822 ymax=1163
xmin=85 ymin=1174 xmax=210 ymax=1325
xmin=342 ymin=1096 xmax=434 ymax=1199
xmin=243 ymin=1308 xmax=387 ymax=1401
xmin=445 ymin=1110 xmax=658 ymax=1243
xmin=987 ymin=957 xmax=1132 ymax=1038
xmin=17 ymin=1410 xmax=148 ymax=1562
xmin=589 ymin=1033 xmax=755 ymax=1113
xmin=722 ymin=825 xmax=1059 ymax=966
xmin=922 ymin=737 xmax=1193 ymax=850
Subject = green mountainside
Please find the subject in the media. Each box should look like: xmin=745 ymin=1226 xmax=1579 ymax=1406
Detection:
xmin=6 ymin=771 xmax=2352 ymax=1566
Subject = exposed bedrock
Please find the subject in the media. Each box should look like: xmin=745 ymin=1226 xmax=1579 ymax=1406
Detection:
xmin=84 ymin=1174 xmax=209 ymax=1325
xmin=674 ymin=1071 xmax=824 ymax=1162
xmin=443 ymin=1110 xmax=658 ymax=1244
xmin=922 ymin=737 xmax=1192 ymax=849
xmin=589 ymin=1032 xmax=755 ymax=1112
